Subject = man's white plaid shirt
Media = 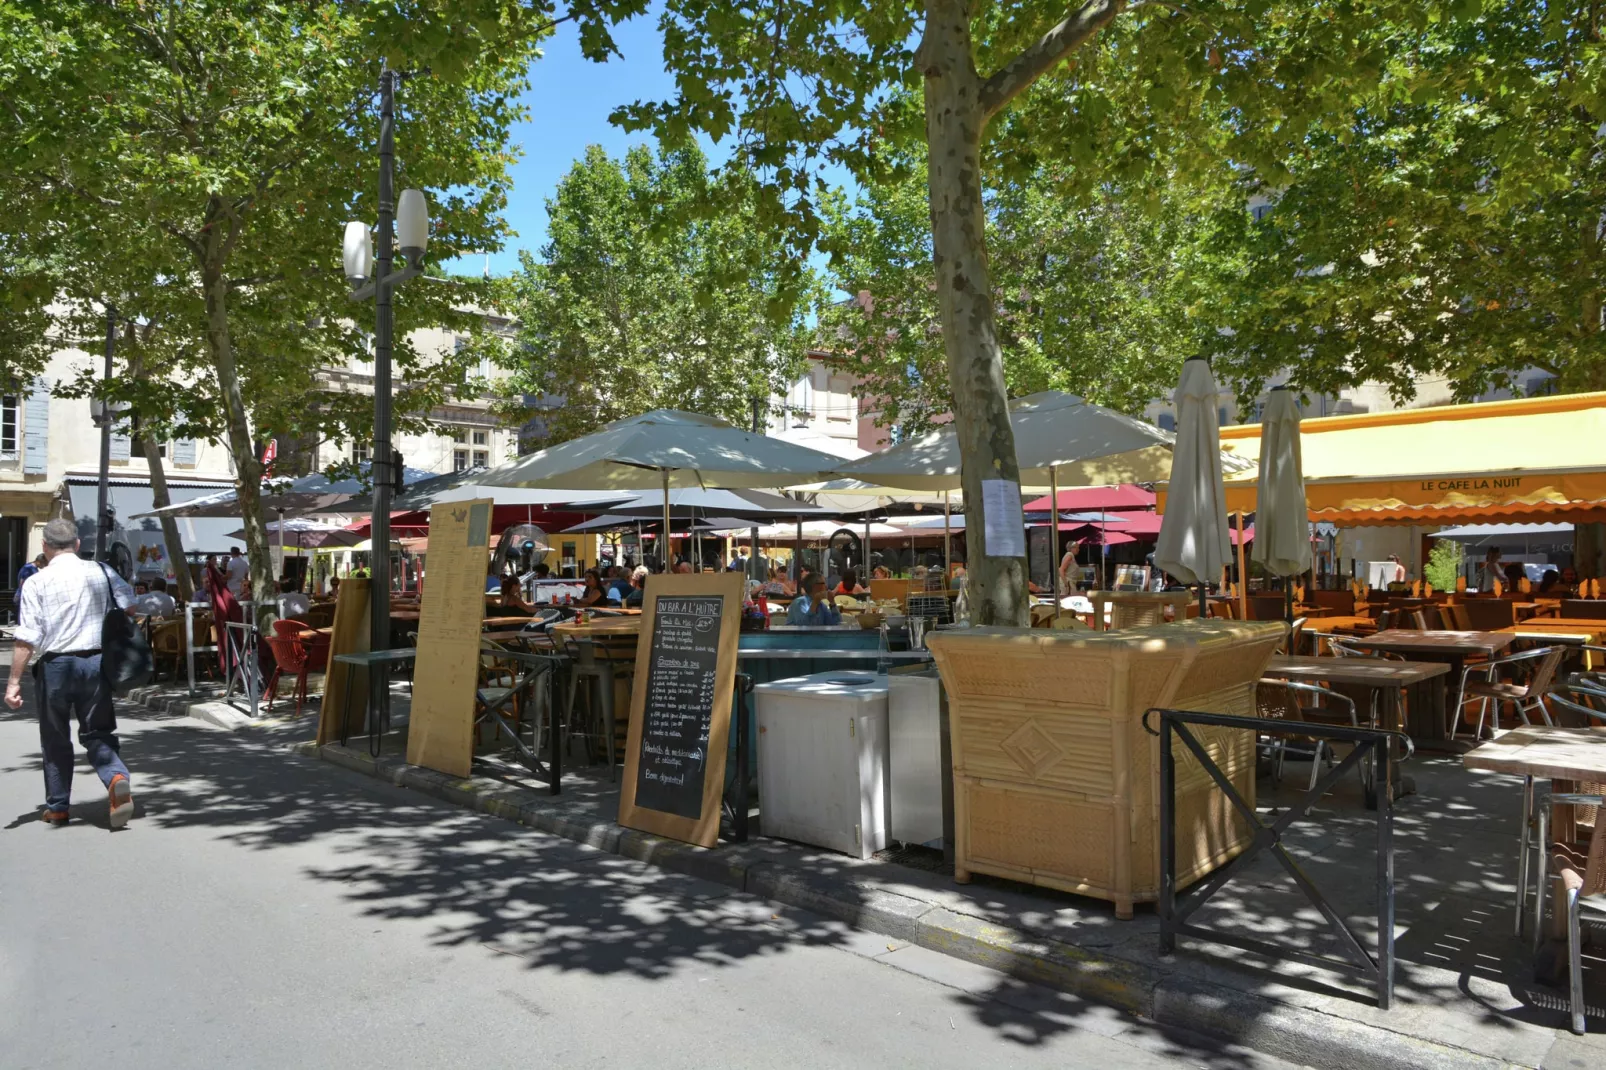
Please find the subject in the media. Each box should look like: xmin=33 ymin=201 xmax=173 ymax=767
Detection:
xmin=14 ymin=552 xmax=135 ymax=654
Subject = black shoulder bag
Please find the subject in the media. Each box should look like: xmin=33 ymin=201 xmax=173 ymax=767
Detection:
xmin=100 ymin=564 xmax=154 ymax=693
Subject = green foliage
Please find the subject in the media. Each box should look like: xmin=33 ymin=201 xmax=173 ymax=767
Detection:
xmin=1424 ymin=539 xmax=1466 ymax=591
xmin=1200 ymin=1 xmax=1606 ymax=402
xmin=502 ymin=144 xmax=818 ymax=443
xmin=819 ymin=147 xmax=1235 ymax=435
xmin=0 ymin=0 xmax=539 ymax=451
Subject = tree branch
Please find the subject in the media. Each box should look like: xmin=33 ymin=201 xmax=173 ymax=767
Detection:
xmin=978 ymin=0 xmax=1127 ymax=122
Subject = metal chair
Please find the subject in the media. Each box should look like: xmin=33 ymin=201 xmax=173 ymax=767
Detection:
xmin=1255 ymin=677 xmax=1369 ymax=794
xmin=1449 ymin=646 xmax=1564 ymax=740
xmin=1530 ymin=772 xmax=1606 ymax=1034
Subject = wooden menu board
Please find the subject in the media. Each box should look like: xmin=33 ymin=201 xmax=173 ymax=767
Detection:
xmin=406 ymin=499 xmax=493 ymax=777
xmin=315 ymin=578 xmax=370 ymax=746
xmin=618 ymin=571 xmax=743 ymax=847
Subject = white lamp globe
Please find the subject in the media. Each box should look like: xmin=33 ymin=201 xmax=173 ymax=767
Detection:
xmin=342 ymin=222 xmax=373 ymax=282
xmin=397 ymin=189 xmax=429 ymax=257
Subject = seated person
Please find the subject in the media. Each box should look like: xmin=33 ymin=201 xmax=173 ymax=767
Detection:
xmin=499 ymin=575 xmax=539 ymax=614
xmin=533 ymin=562 xmax=551 ymax=580
xmin=607 ymin=565 xmax=632 ymax=604
xmin=134 ymin=576 xmax=178 ymax=618
xmin=833 ymin=568 xmax=868 ymax=597
xmin=786 ymin=574 xmax=843 ymax=626
xmin=1538 ymin=569 xmax=1562 ymax=595
xmin=485 ymin=568 xmax=503 ymax=594
xmin=760 ymin=566 xmax=795 ymax=597
xmin=1561 ymin=565 xmax=1580 ymax=589
xmin=276 ymin=578 xmax=312 ymax=619
xmin=625 ymin=566 xmax=648 ymax=607
xmin=871 ymin=565 xmax=892 ymax=580
xmin=576 ymin=568 xmax=607 ymax=607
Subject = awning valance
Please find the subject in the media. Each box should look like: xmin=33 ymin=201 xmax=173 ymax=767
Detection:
xmin=1158 ymin=391 xmax=1606 ymax=526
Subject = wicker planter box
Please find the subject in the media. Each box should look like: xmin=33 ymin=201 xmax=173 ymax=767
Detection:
xmin=925 ymin=620 xmax=1285 ymax=919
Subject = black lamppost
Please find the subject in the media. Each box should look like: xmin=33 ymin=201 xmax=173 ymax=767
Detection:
xmin=342 ymin=68 xmax=429 ymax=728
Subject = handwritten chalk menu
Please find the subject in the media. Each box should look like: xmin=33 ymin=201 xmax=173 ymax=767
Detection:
xmin=618 ymin=571 xmax=743 ymax=847
xmin=406 ymin=498 xmax=494 ymax=778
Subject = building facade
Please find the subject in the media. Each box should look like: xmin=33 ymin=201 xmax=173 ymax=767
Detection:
xmin=0 ymin=313 xmax=525 ymax=590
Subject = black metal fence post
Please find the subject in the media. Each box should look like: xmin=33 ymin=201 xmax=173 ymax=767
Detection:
xmin=1159 ymin=711 xmax=1177 ymax=955
xmin=1145 ymin=706 xmax=1407 ymax=1010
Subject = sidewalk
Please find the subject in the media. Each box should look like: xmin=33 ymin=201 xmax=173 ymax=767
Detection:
xmin=126 ymin=680 xmax=1604 ymax=1069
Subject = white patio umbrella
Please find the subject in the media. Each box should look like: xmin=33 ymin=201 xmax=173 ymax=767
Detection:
xmin=1155 ymin=359 xmax=1232 ymax=615
xmin=479 ymin=410 xmax=846 ymax=570
xmin=833 ymin=391 xmax=1185 ymax=493
xmin=835 ymin=390 xmax=1248 ymax=603
xmin=1252 ymin=388 xmax=1312 ymax=619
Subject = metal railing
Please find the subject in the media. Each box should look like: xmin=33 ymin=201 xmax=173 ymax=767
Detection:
xmin=1145 ymin=707 xmax=1409 ymax=1009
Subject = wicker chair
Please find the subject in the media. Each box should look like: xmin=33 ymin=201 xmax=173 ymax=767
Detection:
xmin=1255 ymin=678 xmax=1368 ymax=794
xmin=1450 ymin=646 xmax=1564 ymax=740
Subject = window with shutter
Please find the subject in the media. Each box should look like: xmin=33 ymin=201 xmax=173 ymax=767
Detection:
xmin=109 ymin=429 xmax=131 ymax=462
xmin=22 ymin=378 xmax=49 ymax=474
xmin=172 ymin=439 xmax=197 ymax=466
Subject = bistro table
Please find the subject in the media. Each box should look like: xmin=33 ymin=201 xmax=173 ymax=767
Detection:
xmin=1497 ymin=622 xmax=1604 ymax=670
xmin=1350 ymin=630 xmax=1515 ymax=744
xmin=1264 ymin=654 xmax=1442 ymax=806
xmin=1315 ymin=615 xmax=1380 ymax=637
xmin=1463 ymin=725 xmax=1606 ymax=938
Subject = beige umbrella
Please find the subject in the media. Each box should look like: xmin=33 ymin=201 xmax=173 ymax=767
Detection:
xmin=1155 ymin=359 xmax=1232 ymax=614
xmin=1253 ymin=387 xmax=1312 ymax=620
xmin=479 ymin=410 xmax=845 ymax=570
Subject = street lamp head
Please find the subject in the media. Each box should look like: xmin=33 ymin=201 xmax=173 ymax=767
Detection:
xmin=397 ymin=188 xmax=429 ymax=266
xmin=342 ymin=221 xmax=374 ymax=283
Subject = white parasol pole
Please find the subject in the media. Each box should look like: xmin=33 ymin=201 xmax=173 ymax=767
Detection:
xmin=864 ymin=513 xmax=872 ymax=580
xmin=661 ymin=468 xmax=671 ymax=572
xmin=944 ymin=491 xmax=952 ymax=582
xmin=794 ymin=515 xmax=803 ymax=581
xmin=1049 ymin=469 xmax=1060 ymax=604
xmin=276 ymin=509 xmax=286 ymax=589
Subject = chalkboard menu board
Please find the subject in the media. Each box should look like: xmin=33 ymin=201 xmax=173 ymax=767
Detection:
xmin=618 ymin=572 xmax=743 ymax=846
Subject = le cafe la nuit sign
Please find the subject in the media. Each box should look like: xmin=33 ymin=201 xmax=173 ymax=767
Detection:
xmin=1420 ymin=475 xmax=1525 ymax=492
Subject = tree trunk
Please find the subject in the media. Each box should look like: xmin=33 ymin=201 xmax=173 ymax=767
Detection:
xmin=138 ymin=434 xmax=195 ymax=601
xmin=200 ymin=213 xmax=277 ymax=632
xmin=920 ymin=0 xmax=1028 ymax=626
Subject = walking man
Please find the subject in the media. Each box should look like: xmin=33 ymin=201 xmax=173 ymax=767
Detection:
xmin=5 ymin=518 xmax=138 ymax=829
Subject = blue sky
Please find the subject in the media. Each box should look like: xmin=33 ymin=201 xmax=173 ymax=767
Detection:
xmin=443 ymin=9 xmax=686 ymax=278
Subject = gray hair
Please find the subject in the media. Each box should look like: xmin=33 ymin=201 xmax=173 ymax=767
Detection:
xmin=41 ymin=518 xmax=79 ymax=551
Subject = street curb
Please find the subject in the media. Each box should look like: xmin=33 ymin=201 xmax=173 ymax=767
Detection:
xmin=286 ymin=738 xmax=1531 ymax=1070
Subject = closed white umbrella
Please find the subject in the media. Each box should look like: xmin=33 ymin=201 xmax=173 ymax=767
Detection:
xmin=1252 ymin=387 xmax=1312 ymax=589
xmin=1155 ymin=359 xmax=1232 ymax=612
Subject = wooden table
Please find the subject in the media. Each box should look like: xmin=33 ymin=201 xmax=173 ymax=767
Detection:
xmin=1351 ymin=630 xmax=1515 ymax=743
xmin=550 ymin=617 xmax=642 ymax=640
xmin=1265 ymin=655 xmax=1449 ymax=806
xmin=1497 ymin=622 xmax=1604 ymax=671
xmin=1464 ymin=725 xmax=1606 ymax=937
xmin=1312 ymin=615 xmax=1379 ymax=637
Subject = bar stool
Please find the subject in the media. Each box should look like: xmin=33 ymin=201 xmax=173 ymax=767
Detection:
xmin=562 ymin=636 xmax=634 ymax=780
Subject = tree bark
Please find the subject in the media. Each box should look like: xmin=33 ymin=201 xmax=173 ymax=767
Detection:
xmin=920 ymin=0 xmax=1028 ymax=626
xmin=200 ymin=208 xmax=277 ymax=631
xmin=137 ymin=435 xmax=195 ymax=602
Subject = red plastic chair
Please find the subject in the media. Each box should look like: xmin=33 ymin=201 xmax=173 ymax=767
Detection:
xmin=263 ymin=632 xmax=329 ymax=718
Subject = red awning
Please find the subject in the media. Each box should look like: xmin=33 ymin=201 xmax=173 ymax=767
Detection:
xmin=1022 ymin=485 xmax=1157 ymax=512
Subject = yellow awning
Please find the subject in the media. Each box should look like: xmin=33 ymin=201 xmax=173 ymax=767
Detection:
xmin=1158 ymin=391 xmax=1606 ymax=526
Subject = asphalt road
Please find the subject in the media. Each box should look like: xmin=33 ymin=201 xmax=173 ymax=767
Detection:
xmin=0 ymin=663 xmax=1298 ymax=1070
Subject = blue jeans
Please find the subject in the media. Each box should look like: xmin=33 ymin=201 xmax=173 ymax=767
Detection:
xmin=35 ymin=653 xmax=129 ymax=813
